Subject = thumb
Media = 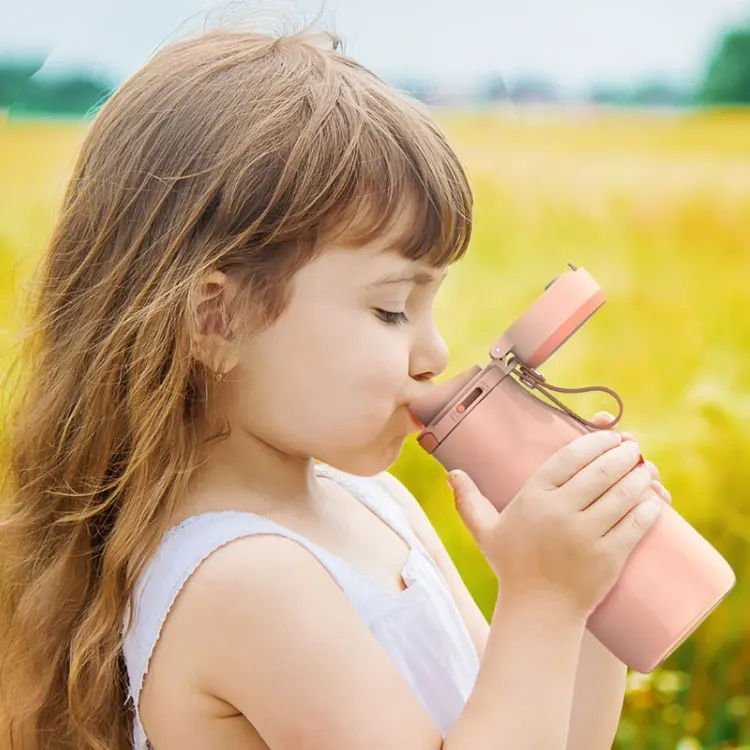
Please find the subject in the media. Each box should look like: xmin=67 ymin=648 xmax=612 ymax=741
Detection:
xmin=447 ymin=470 xmax=498 ymax=544
xmin=592 ymin=411 xmax=617 ymax=429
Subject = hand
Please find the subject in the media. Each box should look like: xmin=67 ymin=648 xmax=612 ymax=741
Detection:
xmin=590 ymin=411 xmax=672 ymax=506
xmin=448 ymin=428 xmax=663 ymax=619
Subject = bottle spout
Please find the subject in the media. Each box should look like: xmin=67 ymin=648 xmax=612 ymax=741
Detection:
xmin=408 ymin=365 xmax=483 ymax=427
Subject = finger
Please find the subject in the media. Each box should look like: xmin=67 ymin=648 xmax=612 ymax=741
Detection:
xmin=562 ymin=437 xmax=644 ymax=511
xmin=621 ymin=432 xmax=645 ymax=467
xmin=582 ymin=464 xmax=654 ymax=536
xmin=447 ymin=470 xmax=498 ymax=545
xmin=644 ymin=459 xmax=661 ymax=483
xmin=641 ymin=459 xmax=670 ymax=503
xmin=592 ymin=411 xmax=617 ymax=429
xmin=602 ymin=493 xmax=662 ymax=561
xmin=536 ymin=429 xmax=623 ymax=490
xmin=591 ymin=413 xmax=637 ymax=447
xmin=590 ymin=410 xmax=634 ymax=441
xmin=652 ymin=480 xmax=672 ymax=505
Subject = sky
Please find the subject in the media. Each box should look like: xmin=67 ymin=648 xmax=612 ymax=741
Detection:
xmin=1 ymin=0 xmax=750 ymax=93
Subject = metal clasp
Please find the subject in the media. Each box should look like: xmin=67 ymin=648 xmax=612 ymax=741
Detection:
xmin=513 ymin=358 xmax=546 ymax=390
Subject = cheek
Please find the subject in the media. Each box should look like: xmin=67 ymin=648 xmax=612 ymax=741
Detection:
xmin=230 ymin=311 xmax=409 ymax=445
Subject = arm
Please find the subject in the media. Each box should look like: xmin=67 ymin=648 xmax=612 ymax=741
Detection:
xmin=379 ymin=470 xmax=626 ymax=750
xmin=167 ymin=532 xmax=587 ymax=750
xmin=568 ymin=630 xmax=627 ymax=750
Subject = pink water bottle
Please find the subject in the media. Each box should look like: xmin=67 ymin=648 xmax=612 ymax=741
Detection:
xmin=409 ymin=263 xmax=736 ymax=673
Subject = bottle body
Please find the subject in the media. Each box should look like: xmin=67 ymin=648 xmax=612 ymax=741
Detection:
xmin=421 ymin=369 xmax=736 ymax=673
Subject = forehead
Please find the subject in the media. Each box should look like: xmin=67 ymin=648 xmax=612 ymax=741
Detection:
xmin=364 ymin=263 xmax=448 ymax=289
xmin=314 ymin=240 xmax=447 ymax=288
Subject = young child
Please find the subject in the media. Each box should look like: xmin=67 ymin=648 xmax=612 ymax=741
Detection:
xmin=0 ymin=24 xmax=670 ymax=750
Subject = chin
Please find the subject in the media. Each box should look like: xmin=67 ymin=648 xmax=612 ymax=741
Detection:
xmin=320 ymin=437 xmax=404 ymax=478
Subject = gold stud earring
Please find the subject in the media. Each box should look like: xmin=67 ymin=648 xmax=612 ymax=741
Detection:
xmin=215 ymin=368 xmax=225 ymax=383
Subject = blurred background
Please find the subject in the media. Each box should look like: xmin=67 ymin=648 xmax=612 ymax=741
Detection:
xmin=2 ymin=1 xmax=750 ymax=748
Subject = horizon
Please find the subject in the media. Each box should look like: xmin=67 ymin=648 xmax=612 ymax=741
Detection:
xmin=2 ymin=0 xmax=749 ymax=94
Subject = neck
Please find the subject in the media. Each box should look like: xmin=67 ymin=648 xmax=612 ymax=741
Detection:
xmin=185 ymin=422 xmax=325 ymax=517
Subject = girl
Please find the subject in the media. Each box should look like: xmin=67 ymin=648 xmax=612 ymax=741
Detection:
xmin=0 ymin=24 xmax=669 ymax=750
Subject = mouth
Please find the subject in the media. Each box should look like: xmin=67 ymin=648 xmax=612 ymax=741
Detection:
xmin=407 ymin=408 xmax=423 ymax=432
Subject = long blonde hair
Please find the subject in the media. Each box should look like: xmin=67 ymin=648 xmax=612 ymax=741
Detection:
xmin=0 ymin=23 xmax=472 ymax=750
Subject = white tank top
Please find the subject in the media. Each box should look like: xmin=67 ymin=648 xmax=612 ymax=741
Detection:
xmin=121 ymin=463 xmax=479 ymax=749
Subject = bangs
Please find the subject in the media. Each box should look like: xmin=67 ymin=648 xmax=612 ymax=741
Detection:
xmin=315 ymin=88 xmax=473 ymax=267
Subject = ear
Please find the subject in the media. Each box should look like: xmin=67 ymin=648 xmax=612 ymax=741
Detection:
xmin=190 ymin=270 xmax=241 ymax=377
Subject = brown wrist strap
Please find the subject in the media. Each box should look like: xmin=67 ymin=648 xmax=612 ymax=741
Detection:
xmin=507 ymin=355 xmax=624 ymax=430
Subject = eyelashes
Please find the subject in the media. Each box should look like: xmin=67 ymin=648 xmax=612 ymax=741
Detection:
xmin=374 ymin=309 xmax=410 ymax=326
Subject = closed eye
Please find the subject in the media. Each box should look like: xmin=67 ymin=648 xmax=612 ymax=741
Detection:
xmin=374 ymin=309 xmax=409 ymax=326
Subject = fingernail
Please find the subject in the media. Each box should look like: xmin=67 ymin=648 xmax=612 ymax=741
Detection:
xmin=602 ymin=429 xmax=622 ymax=444
xmin=626 ymin=440 xmax=641 ymax=455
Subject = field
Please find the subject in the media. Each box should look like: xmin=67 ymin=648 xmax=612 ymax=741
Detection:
xmin=2 ymin=109 xmax=750 ymax=748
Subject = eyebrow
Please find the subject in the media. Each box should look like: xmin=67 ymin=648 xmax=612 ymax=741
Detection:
xmin=366 ymin=268 xmax=448 ymax=289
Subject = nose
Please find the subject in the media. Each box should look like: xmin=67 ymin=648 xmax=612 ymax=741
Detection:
xmin=409 ymin=320 xmax=450 ymax=384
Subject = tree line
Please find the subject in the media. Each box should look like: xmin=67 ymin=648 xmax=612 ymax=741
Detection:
xmin=2 ymin=22 xmax=750 ymax=117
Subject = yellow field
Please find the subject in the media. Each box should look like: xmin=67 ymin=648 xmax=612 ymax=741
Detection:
xmin=1 ymin=110 xmax=749 ymax=748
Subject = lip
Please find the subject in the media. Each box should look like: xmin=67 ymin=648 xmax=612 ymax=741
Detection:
xmin=407 ymin=408 xmax=424 ymax=431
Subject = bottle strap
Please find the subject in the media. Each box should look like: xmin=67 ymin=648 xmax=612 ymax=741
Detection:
xmin=507 ymin=355 xmax=624 ymax=430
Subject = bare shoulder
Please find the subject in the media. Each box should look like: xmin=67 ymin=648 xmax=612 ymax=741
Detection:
xmin=145 ymin=533 xmax=442 ymax=750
